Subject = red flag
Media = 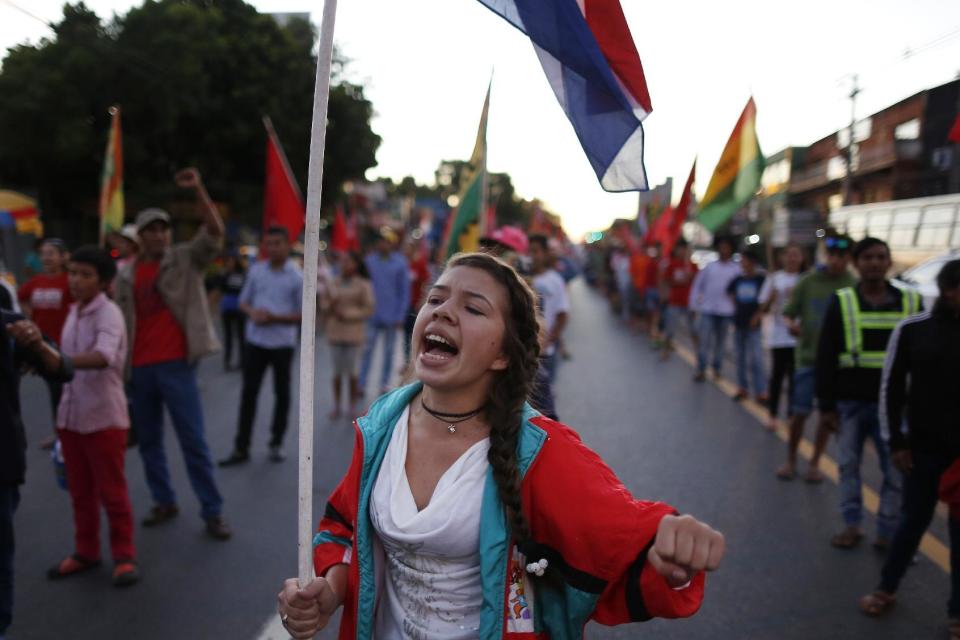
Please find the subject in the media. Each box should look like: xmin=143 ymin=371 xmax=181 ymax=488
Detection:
xmin=331 ymin=205 xmax=349 ymax=253
xmin=485 ymin=205 xmax=497 ymax=235
xmin=646 ymin=205 xmax=673 ymax=246
xmin=347 ymin=209 xmax=360 ymax=251
xmin=663 ymin=161 xmax=696 ymax=256
xmin=949 ymin=114 xmax=960 ymax=144
xmin=263 ymin=117 xmax=304 ymax=244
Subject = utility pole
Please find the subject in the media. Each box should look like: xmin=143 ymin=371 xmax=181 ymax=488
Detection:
xmin=841 ymin=74 xmax=860 ymax=206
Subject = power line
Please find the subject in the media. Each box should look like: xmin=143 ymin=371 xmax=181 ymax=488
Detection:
xmin=0 ymin=0 xmax=53 ymax=29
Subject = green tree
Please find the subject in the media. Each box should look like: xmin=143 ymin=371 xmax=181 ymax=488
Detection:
xmin=0 ymin=0 xmax=380 ymax=242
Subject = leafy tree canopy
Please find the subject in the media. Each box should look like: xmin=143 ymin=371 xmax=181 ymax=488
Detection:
xmin=0 ymin=0 xmax=380 ymax=242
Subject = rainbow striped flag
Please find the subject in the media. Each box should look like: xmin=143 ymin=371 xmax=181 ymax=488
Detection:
xmin=98 ymin=106 xmax=125 ymax=241
xmin=442 ymin=83 xmax=490 ymax=259
xmin=698 ymin=98 xmax=764 ymax=232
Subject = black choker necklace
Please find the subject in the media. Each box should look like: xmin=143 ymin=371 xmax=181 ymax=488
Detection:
xmin=420 ymin=398 xmax=483 ymax=434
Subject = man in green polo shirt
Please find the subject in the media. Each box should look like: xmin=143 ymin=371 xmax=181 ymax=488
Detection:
xmin=776 ymin=235 xmax=855 ymax=482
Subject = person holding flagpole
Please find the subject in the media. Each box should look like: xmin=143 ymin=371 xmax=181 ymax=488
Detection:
xmin=277 ymin=252 xmax=724 ymax=639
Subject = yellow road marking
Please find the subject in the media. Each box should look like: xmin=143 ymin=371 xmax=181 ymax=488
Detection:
xmin=672 ymin=342 xmax=951 ymax=573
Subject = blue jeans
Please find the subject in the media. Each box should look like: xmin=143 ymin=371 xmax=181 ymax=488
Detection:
xmin=131 ymin=360 xmax=223 ymax=520
xmin=734 ymin=327 xmax=766 ymax=396
xmin=359 ymin=321 xmax=399 ymax=391
xmin=696 ymin=314 xmax=732 ymax=374
xmin=837 ymin=400 xmax=902 ymax=538
xmin=0 ymin=486 xmax=20 ymax=636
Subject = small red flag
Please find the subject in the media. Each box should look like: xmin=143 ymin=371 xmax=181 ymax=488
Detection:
xmin=331 ymin=205 xmax=349 ymax=253
xmin=263 ymin=117 xmax=304 ymax=245
xmin=663 ymin=161 xmax=696 ymax=255
xmin=949 ymin=114 xmax=960 ymax=144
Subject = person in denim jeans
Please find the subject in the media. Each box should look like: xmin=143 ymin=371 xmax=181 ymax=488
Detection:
xmin=815 ymin=238 xmax=921 ymax=549
xmin=689 ymin=236 xmax=739 ymax=382
xmin=358 ymin=231 xmax=410 ymax=396
xmin=726 ymin=250 xmax=767 ymax=402
xmin=114 ymin=168 xmax=231 ymax=541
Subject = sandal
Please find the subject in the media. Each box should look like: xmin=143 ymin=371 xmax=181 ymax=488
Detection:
xmin=47 ymin=554 xmax=101 ymax=580
xmin=831 ymin=528 xmax=864 ymax=549
xmin=804 ymin=468 xmax=825 ymax=484
xmin=858 ymin=591 xmax=896 ymax=617
xmin=775 ymin=464 xmax=796 ymax=481
xmin=112 ymin=561 xmax=140 ymax=587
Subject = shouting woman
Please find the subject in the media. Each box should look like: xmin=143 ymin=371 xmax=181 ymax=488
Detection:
xmin=278 ymin=252 xmax=725 ymax=639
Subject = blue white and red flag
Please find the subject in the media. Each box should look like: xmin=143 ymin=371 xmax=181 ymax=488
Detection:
xmin=477 ymin=0 xmax=652 ymax=191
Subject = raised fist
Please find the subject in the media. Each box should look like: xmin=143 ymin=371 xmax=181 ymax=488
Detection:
xmin=174 ymin=167 xmax=202 ymax=189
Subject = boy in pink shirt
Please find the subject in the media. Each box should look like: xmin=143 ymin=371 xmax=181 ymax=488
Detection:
xmin=48 ymin=246 xmax=138 ymax=587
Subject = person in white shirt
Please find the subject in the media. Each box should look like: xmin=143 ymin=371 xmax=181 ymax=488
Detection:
xmin=528 ymin=234 xmax=570 ymax=384
xmin=689 ymin=237 xmax=741 ymax=382
xmin=276 ymin=252 xmax=726 ymax=639
xmin=758 ymin=245 xmax=805 ymax=430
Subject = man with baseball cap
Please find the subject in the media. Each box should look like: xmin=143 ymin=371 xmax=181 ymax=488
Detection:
xmin=113 ymin=168 xmax=231 ymax=540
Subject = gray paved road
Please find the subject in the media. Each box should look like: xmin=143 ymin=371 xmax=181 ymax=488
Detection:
xmin=10 ymin=279 xmax=951 ymax=639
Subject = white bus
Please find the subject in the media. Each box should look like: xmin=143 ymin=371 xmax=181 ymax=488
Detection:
xmin=828 ymin=193 xmax=960 ymax=269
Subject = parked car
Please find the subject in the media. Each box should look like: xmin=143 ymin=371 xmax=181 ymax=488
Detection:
xmin=892 ymin=249 xmax=960 ymax=309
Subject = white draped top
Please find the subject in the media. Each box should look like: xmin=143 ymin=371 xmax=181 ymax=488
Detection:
xmin=370 ymin=406 xmax=490 ymax=639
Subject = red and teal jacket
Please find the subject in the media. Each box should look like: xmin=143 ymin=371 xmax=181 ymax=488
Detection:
xmin=313 ymin=383 xmax=706 ymax=639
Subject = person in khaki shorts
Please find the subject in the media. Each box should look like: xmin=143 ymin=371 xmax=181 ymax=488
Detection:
xmin=323 ymin=251 xmax=374 ymax=419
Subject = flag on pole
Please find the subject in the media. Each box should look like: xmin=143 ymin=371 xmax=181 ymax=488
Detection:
xmin=330 ymin=204 xmax=359 ymax=253
xmin=263 ymin=116 xmax=305 ymax=243
xmin=442 ymin=83 xmax=490 ymax=259
xmin=698 ymin=98 xmax=764 ymax=232
xmin=949 ymin=113 xmax=960 ymax=143
xmin=98 ymin=106 xmax=124 ymax=243
xmin=477 ymin=0 xmax=652 ymax=191
xmin=635 ymin=177 xmax=672 ymax=236
xmin=659 ymin=161 xmax=696 ymax=255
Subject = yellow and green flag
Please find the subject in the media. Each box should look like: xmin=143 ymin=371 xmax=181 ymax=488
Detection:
xmin=442 ymin=84 xmax=489 ymax=259
xmin=698 ymin=98 xmax=764 ymax=232
xmin=98 ymin=106 xmax=125 ymax=243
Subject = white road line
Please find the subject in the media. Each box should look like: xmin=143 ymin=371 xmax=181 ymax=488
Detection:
xmin=255 ymin=612 xmax=289 ymax=640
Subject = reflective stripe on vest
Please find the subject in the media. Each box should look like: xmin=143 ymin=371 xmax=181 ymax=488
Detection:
xmin=836 ymin=287 xmax=920 ymax=369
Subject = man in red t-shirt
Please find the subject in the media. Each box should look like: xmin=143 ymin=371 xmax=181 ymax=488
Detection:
xmin=114 ymin=168 xmax=232 ymax=541
xmin=18 ymin=238 xmax=73 ymax=448
xmin=659 ymin=240 xmax=699 ymax=360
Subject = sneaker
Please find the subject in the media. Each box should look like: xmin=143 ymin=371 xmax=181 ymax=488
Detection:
xmin=142 ymin=504 xmax=179 ymax=527
xmin=268 ymin=445 xmax=286 ymax=463
xmin=218 ymin=451 xmax=250 ymax=467
xmin=693 ymin=372 xmax=707 ymax=383
xmin=205 ymin=516 xmax=233 ymax=541
xmin=112 ymin=561 xmax=140 ymax=587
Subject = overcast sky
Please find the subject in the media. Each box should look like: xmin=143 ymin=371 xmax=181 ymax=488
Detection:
xmin=3 ymin=0 xmax=960 ymax=237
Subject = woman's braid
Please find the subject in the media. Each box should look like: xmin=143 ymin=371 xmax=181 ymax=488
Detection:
xmin=447 ymin=253 xmax=542 ymax=548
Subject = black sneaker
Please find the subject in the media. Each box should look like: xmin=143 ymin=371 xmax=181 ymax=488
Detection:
xmin=268 ymin=445 xmax=286 ymax=463
xmin=142 ymin=504 xmax=179 ymax=527
xmin=205 ymin=516 xmax=232 ymax=540
xmin=218 ymin=451 xmax=249 ymax=467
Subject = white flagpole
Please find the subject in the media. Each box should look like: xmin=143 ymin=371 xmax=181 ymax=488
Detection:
xmin=298 ymin=0 xmax=338 ymax=588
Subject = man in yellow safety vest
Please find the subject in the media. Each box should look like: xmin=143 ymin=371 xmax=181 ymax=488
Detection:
xmin=814 ymin=237 xmax=922 ymax=550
